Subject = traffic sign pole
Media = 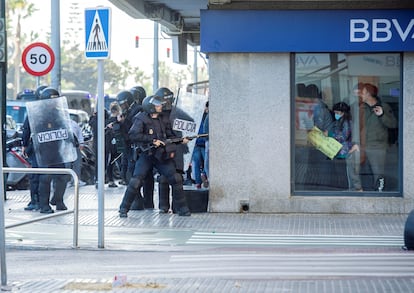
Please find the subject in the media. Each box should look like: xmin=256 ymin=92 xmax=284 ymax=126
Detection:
xmin=85 ymin=7 xmax=111 ymax=249
xmin=97 ymin=60 xmax=105 ymax=249
xmin=0 ymin=1 xmax=6 ymax=287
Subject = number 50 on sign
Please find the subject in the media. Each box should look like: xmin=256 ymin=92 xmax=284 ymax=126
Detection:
xmin=22 ymin=42 xmax=55 ymax=76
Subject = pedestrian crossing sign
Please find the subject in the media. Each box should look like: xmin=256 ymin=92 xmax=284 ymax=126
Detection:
xmin=85 ymin=7 xmax=111 ymax=59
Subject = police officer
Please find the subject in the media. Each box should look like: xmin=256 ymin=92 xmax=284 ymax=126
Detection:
xmin=116 ymin=90 xmax=137 ymax=184
xmin=89 ymin=108 xmax=110 ymax=185
xmin=155 ymin=87 xmax=193 ymax=213
xmin=118 ymin=95 xmax=191 ymax=217
xmin=116 ymin=89 xmax=149 ymax=210
xmin=129 ymin=85 xmax=146 ymax=107
xmin=34 ymin=87 xmax=73 ymax=213
xmin=21 ymin=85 xmax=48 ymax=211
xmin=129 ymin=85 xmax=158 ymax=209
xmin=105 ymin=102 xmax=123 ymax=187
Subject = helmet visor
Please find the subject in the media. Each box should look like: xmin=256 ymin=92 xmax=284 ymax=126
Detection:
xmin=149 ymin=96 xmax=166 ymax=106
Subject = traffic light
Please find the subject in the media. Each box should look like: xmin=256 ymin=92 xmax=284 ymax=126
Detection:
xmin=0 ymin=18 xmax=5 ymax=62
xmin=135 ymin=35 xmax=139 ymax=48
xmin=167 ymin=47 xmax=170 ymax=58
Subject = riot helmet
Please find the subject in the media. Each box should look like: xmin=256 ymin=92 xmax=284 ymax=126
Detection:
xmin=154 ymin=87 xmax=174 ymax=111
xmin=142 ymin=95 xmax=166 ymax=114
xmin=35 ymin=85 xmax=48 ymax=99
xmin=39 ymin=87 xmax=60 ymax=100
xmin=129 ymin=86 xmax=146 ymax=105
xmin=116 ymin=90 xmax=134 ymax=111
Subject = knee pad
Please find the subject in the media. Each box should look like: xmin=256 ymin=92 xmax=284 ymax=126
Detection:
xmin=158 ymin=175 xmax=168 ymax=184
xmin=129 ymin=177 xmax=142 ymax=189
xmin=170 ymin=173 xmax=183 ymax=185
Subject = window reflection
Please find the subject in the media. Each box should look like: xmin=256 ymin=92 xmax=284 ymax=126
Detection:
xmin=294 ymin=53 xmax=400 ymax=195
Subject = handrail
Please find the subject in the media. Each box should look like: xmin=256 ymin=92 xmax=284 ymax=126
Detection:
xmin=2 ymin=167 xmax=79 ymax=248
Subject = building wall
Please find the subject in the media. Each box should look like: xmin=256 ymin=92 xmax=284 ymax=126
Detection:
xmin=208 ymin=52 xmax=414 ymax=214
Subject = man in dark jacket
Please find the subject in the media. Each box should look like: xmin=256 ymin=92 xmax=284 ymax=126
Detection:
xmin=360 ymin=83 xmax=397 ymax=191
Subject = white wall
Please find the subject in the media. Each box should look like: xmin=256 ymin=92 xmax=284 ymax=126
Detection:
xmin=208 ymin=52 xmax=414 ymax=214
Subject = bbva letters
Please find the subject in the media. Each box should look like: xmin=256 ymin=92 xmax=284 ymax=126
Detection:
xmin=350 ymin=19 xmax=414 ymax=42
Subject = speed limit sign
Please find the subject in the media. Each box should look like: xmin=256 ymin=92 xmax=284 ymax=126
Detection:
xmin=22 ymin=42 xmax=55 ymax=76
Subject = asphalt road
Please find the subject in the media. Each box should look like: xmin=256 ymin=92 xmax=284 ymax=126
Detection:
xmin=4 ymin=246 xmax=414 ymax=292
xmin=2 ymin=185 xmax=413 ymax=292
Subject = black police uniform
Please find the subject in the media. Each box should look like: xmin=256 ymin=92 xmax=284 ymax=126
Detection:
xmin=36 ymin=125 xmax=70 ymax=213
xmin=89 ymin=109 xmax=110 ymax=183
xmin=23 ymin=119 xmax=67 ymax=214
xmin=33 ymin=92 xmax=75 ymax=213
xmin=118 ymin=101 xmax=136 ymax=183
xmin=118 ymin=101 xmax=153 ymax=210
xmin=158 ymin=107 xmax=192 ymax=213
xmin=118 ymin=111 xmax=191 ymax=217
xmin=21 ymin=117 xmax=40 ymax=210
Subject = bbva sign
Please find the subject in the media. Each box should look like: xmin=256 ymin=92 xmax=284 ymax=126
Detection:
xmin=350 ymin=19 xmax=414 ymax=42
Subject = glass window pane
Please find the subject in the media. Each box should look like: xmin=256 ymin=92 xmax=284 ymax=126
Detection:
xmin=293 ymin=53 xmax=401 ymax=195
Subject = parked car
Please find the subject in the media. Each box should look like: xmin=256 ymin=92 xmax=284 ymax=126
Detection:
xmin=7 ymin=96 xmax=93 ymax=127
xmin=68 ymin=109 xmax=90 ymax=127
xmin=6 ymin=115 xmax=20 ymax=138
xmin=6 ymin=100 xmax=27 ymax=130
xmin=16 ymin=89 xmax=37 ymax=101
xmin=61 ymin=90 xmax=95 ymax=115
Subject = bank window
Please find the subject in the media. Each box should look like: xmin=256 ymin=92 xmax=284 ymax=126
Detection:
xmin=293 ymin=53 xmax=401 ymax=196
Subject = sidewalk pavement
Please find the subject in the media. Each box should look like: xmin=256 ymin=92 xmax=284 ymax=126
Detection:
xmin=2 ymin=183 xmax=413 ymax=292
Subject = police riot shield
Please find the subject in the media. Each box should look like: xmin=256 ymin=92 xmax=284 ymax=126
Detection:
xmin=172 ymin=90 xmax=208 ymax=171
xmin=26 ymin=97 xmax=77 ymax=166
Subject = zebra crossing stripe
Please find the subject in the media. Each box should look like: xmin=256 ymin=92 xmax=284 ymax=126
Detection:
xmin=187 ymin=232 xmax=403 ymax=246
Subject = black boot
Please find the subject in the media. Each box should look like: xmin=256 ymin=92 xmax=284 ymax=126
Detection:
xmin=158 ymin=179 xmax=170 ymax=213
xmin=143 ymin=175 xmax=154 ymax=209
xmin=130 ymin=193 xmax=144 ymax=210
xmin=172 ymin=183 xmax=191 ymax=217
xmin=24 ymin=194 xmax=39 ymax=211
xmin=38 ymin=175 xmax=54 ymax=214
xmin=53 ymin=176 xmax=68 ymax=211
xmin=178 ymin=206 xmax=191 ymax=217
xmin=119 ymin=177 xmax=143 ymax=217
xmin=39 ymin=193 xmax=54 ymax=214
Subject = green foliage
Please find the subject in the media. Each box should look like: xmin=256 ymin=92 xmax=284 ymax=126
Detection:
xmin=60 ymin=43 xmax=150 ymax=95
xmin=5 ymin=1 xmax=208 ymax=98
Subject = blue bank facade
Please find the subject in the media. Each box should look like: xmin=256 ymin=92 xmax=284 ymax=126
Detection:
xmin=200 ymin=9 xmax=413 ymax=213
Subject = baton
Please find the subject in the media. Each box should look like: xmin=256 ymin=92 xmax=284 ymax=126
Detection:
xmin=110 ymin=153 xmax=122 ymax=165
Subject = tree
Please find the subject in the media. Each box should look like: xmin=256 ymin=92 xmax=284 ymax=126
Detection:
xmin=6 ymin=2 xmax=207 ymax=99
xmin=60 ymin=43 xmax=149 ymax=95
xmin=6 ymin=0 xmax=38 ymax=98
xmin=158 ymin=61 xmax=191 ymax=92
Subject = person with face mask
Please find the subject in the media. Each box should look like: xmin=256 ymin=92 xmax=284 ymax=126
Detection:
xmin=329 ymin=101 xmax=362 ymax=192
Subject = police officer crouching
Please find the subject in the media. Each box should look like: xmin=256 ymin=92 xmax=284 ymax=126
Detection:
xmin=118 ymin=95 xmax=191 ymax=217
